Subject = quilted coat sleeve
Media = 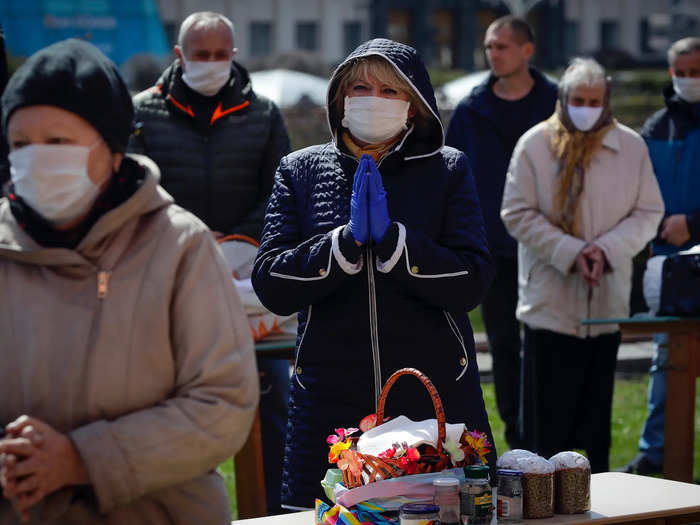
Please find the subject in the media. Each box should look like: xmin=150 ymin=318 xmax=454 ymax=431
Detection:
xmin=501 ymin=134 xmax=587 ymax=275
xmin=70 ymin=228 xmax=259 ymax=513
xmin=251 ymin=155 xmax=362 ymax=316
xmin=232 ymin=102 xmax=291 ymax=241
xmin=372 ymin=152 xmax=494 ymax=313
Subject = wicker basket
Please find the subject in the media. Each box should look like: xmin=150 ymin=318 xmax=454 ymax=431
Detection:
xmin=341 ymin=368 xmax=454 ymax=489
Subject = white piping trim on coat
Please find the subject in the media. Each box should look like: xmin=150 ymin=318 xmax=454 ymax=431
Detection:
xmin=269 ymin=242 xmax=333 ymax=281
xmin=281 ymin=504 xmax=315 ymax=512
xmin=403 ymin=242 xmax=470 ymax=279
xmin=327 ymin=50 xmax=444 ymax=161
xmin=331 ymin=225 xmax=364 ymax=274
xmin=444 ymin=311 xmax=469 ymax=381
xmin=293 ymin=305 xmax=312 ymax=390
xmin=376 ymin=222 xmax=407 ymax=273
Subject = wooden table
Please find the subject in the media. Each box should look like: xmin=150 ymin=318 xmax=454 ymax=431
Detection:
xmin=584 ymin=316 xmax=700 ymax=483
xmin=234 ymin=337 xmax=296 ymax=520
xmin=232 ymin=472 xmax=700 ymax=524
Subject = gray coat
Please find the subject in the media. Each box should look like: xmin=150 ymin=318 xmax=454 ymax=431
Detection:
xmin=0 ymin=155 xmax=258 ymax=524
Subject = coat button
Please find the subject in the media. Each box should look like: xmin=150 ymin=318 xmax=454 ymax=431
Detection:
xmin=319 ymin=268 xmax=327 ymax=276
xmin=459 ymin=357 xmax=467 ymax=366
xmin=411 ymin=265 xmax=419 ymax=274
xmin=296 ymin=366 xmax=302 ymax=375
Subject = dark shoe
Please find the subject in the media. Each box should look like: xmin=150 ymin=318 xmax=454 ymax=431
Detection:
xmin=616 ymin=453 xmax=662 ymax=476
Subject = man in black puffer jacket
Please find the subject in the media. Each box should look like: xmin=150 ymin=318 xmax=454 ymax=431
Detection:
xmin=128 ymin=11 xmax=289 ymax=241
xmin=128 ymin=12 xmax=290 ymax=515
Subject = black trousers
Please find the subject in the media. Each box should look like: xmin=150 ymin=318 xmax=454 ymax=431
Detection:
xmin=481 ymin=255 xmax=522 ymax=448
xmin=522 ymin=326 xmax=620 ymax=473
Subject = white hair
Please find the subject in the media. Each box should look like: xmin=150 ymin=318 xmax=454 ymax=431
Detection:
xmin=668 ymin=37 xmax=700 ymax=66
xmin=177 ymin=12 xmax=235 ymax=50
xmin=559 ymin=57 xmax=606 ymax=93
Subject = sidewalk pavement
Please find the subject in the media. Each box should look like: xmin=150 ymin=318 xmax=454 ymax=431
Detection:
xmin=475 ymin=333 xmax=654 ymax=381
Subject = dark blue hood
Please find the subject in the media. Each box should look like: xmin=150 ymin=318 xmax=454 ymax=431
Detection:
xmin=326 ymin=38 xmax=444 ymax=159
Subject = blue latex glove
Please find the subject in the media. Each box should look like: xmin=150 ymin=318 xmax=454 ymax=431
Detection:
xmin=349 ymin=155 xmax=370 ymax=245
xmin=367 ymin=156 xmax=391 ymax=243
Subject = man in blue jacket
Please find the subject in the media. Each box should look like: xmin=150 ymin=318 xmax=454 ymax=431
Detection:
xmin=446 ymin=16 xmax=557 ymax=449
xmin=621 ymin=36 xmax=700 ymax=476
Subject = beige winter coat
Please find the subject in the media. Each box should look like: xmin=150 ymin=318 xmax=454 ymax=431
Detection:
xmin=501 ymin=121 xmax=665 ymax=337
xmin=0 ymin=155 xmax=258 ymax=524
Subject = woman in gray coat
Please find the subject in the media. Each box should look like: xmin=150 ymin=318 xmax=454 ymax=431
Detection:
xmin=501 ymin=58 xmax=664 ymax=472
xmin=0 ymin=39 xmax=258 ymax=524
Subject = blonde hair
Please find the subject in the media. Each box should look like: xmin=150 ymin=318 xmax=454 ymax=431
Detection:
xmin=332 ymin=56 xmax=432 ymax=124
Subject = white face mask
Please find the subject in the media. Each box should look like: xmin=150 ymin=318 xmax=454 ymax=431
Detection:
xmin=341 ymin=96 xmax=410 ymax=144
xmin=672 ymin=76 xmax=700 ymax=103
xmin=567 ymin=105 xmax=604 ymax=132
xmin=9 ymin=142 xmax=102 ymax=225
xmin=181 ymin=58 xmax=231 ymax=96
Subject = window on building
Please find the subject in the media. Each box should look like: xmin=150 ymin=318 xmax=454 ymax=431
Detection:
xmin=344 ymin=21 xmax=362 ymax=55
xmin=296 ymin=21 xmax=319 ymax=51
xmin=432 ymin=9 xmax=455 ymax=68
xmin=601 ymin=20 xmax=619 ymax=50
xmin=250 ymin=21 xmax=273 ymax=57
xmin=564 ymin=21 xmax=579 ymax=58
xmin=388 ymin=9 xmax=413 ymax=45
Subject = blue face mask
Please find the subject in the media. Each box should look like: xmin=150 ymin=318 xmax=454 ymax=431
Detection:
xmin=9 ymin=141 xmax=102 ymax=225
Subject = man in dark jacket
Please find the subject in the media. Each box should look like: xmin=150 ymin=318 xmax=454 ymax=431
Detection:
xmin=445 ymin=16 xmax=557 ymax=450
xmin=128 ymin=11 xmax=289 ymax=241
xmin=128 ymin=11 xmax=290 ymax=514
xmin=620 ymin=37 xmax=700 ymax=476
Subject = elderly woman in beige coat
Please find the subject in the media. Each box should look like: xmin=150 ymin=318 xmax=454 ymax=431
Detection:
xmin=0 ymin=40 xmax=258 ymax=524
xmin=501 ymin=57 xmax=664 ymax=472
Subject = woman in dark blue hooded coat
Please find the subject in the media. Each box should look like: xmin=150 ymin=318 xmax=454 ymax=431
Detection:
xmin=252 ymin=38 xmax=496 ymax=510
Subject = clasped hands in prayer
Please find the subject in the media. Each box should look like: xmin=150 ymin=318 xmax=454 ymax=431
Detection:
xmin=0 ymin=416 xmax=89 ymax=523
xmin=349 ymin=154 xmax=391 ymax=246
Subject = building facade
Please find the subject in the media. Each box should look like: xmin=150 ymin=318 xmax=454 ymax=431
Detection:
xmin=564 ymin=0 xmax=700 ymax=64
xmin=156 ymin=0 xmax=371 ymax=67
xmin=155 ymin=0 xmax=700 ymax=70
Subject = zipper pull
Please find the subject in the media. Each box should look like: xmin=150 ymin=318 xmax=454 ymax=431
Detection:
xmin=97 ymin=270 xmax=111 ymax=299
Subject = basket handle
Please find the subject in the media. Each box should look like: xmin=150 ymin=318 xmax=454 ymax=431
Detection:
xmin=376 ymin=368 xmax=446 ymax=455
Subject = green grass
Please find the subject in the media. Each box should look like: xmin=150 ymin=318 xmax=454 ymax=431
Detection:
xmin=468 ymin=308 xmax=485 ymax=333
xmin=221 ymin=376 xmax=700 ymax=518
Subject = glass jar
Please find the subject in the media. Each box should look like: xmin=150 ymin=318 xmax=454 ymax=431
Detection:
xmin=433 ymin=477 xmax=460 ymax=524
xmin=460 ymin=465 xmax=493 ymax=525
xmin=497 ymin=469 xmax=523 ymax=522
xmin=399 ymin=503 xmax=440 ymax=525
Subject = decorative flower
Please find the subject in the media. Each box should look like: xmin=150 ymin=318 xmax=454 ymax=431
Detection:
xmin=338 ymin=449 xmax=364 ymax=477
xmin=328 ymin=439 xmax=352 ymax=464
xmin=443 ymin=438 xmax=465 ymax=465
xmin=464 ymin=430 xmax=491 ymax=465
xmin=359 ymin=414 xmax=378 ymax=432
xmin=378 ymin=447 xmax=396 ymax=459
xmin=326 ymin=427 xmax=358 ymax=445
xmin=398 ymin=448 xmax=421 ymax=475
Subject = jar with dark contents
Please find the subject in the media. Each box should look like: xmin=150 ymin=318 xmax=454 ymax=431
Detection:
xmin=399 ymin=503 xmax=440 ymax=525
xmin=460 ymin=465 xmax=493 ymax=525
xmin=497 ymin=469 xmax=523 ymax=522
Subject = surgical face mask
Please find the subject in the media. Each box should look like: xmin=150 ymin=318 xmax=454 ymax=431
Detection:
xmin=341 ymin=96 xmax=410 ymax=144
xmin=672 ymin=75 xmax=700 ymax=103
xmin=9 ymin=142 xmax=102 ymax=225
xmin=567 ymin=105 xmax=604 ymax=132
xmin=181 ymin=57 xmax=231 ymax=96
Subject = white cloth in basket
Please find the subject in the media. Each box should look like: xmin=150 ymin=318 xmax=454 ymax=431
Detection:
xmin=357 ymin=415 xmax=465 ymax=456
